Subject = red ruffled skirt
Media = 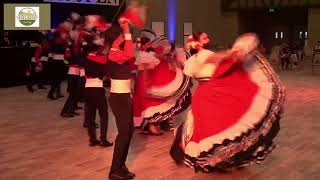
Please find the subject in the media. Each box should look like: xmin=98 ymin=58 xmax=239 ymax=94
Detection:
xmin=170 ymin=54 xmax=285 ymax=172
xmin=133 ymin=60 xmax=191 ymax=128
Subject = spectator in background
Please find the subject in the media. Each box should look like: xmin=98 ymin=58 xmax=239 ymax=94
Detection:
xmin=1 ymin=31 xmax=11 ymax=46
xmin=290 ymin=50 xmax=299 ymax=68
xmin=280 ymin=45 xmax=290 ymax=70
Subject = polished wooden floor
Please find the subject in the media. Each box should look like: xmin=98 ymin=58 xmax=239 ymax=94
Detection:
xmin=1 ymin=67 xmax=320 ymax=180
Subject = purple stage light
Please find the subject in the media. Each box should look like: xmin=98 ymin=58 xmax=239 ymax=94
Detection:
xmin=167 ymin=0 xmax=176 ymax=42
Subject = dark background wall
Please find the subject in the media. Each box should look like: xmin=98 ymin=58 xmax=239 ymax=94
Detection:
xmin=0 ymin=0 xmax=126 ymax=87
xmin=238 ymin=8 xmax=308 ymax=52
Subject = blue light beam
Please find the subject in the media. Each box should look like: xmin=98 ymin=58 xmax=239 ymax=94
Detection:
xmin=167 ymin=0 xmax=177 ymax=42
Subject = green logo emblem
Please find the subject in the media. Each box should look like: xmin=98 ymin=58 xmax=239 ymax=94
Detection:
xmin=17 ymin=8 xmax=38 ymax=26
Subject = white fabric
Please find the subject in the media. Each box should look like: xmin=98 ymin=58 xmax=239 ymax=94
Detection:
xmin=68 ymin=67 xmax=80 ymax=75
xmin=183 ymin=50 xmax=217 ymax=78
xmin=80 ymin=69 xmax=85 ymax=77
xmin=31 ymin=57 xmax=37 ymax=63
xmin=124 ymin=33 xmax=132 ymax=41
xmin=32 ymin=56 xmax=48 ymax=63
xmin=40 ymin=56 xmax=48 ymax=62
xmin=30 ymin=43 xmax=40 ymax=48
xmin=85 ymin=78 xmax=103 ymax=88
xmin=135 ymin=51 xmax=160 ymax=70
xmin=110 ymin=79 xmax=131 ymax=93
xmin=290 ymin=54 xmax=299 ymax=64
xmin=140 ymin=97 xmax=177 ymax=119
xmin=232 ymin=33 xmax=259 ymax=55
xmin=52 ymin=54 xmax=65 ymax=61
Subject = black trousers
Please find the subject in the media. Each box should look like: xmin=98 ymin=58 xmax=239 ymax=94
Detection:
xmin=26 ymin=62 xmax=46 ymax=88
xmin=61 ymin=75 xmax=79 ymax=114
xmin=85 ymin=88 xmax=109 ymax=141
xmin=281 ymin=58 xmax=290 ymax=70
xmin=48 ymin=60 xmax=67 ymax=97
xmin=79 ymin=76 xmax=86 ymax=102
xmin=109 ymin=93 xmax=134 ymax=173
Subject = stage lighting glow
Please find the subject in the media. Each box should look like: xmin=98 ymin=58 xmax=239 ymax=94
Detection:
xmin=167 ymin=0 xmax=176 ymax=42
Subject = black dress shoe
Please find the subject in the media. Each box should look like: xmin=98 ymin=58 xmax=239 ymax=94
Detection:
xmin=122 ymin=166 xmax=135 ymax=179
xmin=100 ymin=140 xmax=113 ymax=147
xmin=89 ymin=140 xmax=100 ymax=146
xmin=61 ymin=113 xmax=75 ymax=118
xmin=71 ymin=111 xmax=80 ymax=116
xmin=160 ymin=121 xmax=170 ymax=131
xmin=108 ymin=171 xmax=133 ymax=180
xmin=27 ymin=85 xmax=34 ymax=93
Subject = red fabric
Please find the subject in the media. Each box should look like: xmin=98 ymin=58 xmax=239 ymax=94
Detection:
xmin=187 ymin=36 xmax=194 ymax=43
xmin=55 ymin=26 xmax=68 ymax=34
xmin=147 ymin=58 xmax=176 ymax=87
xmin=108 ymin=40 xmax=134 ymax=64
xmin=133 ymin=71 xmax=164 ymax=118
xmin=128 ymin=58 xmax=137 ymax=71
xmin=73 ymin=32 xmax=84 ymax=53
xmin=190 ymin=56 xmax=259 ymax=143
xmin=42 ymin=42 xmax=50 ymax=52
xmin=65 ymin=48 xmax=71 ymax=60
xmin=119 ymin=6 xmax=145 ymax=29
xmin=33 ymin=46 xmax=42 ymax=63
xmin=258 ymin=47 xmax=266 ymax=55
xmin=133 ymin=58 xmax=177 ymax=118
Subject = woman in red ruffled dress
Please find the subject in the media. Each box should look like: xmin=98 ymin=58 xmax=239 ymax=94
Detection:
xmin=133 ymin=30 xmax=192 ymax=135
xmin=170 ymin=33 xmax=285 ymax=172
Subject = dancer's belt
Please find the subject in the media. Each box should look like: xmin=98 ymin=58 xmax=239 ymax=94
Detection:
xmin=79 ymin=68 xmax=85 ymax=77
xmin=31 ymin=56 xmax=48 ymax=63
xmin=110 ymin=79 xmax=131 ymax=93
xmin=51 ymin=54 xmax=65 ymax=61
xmin=40 ymin=56 xmax=48 ymax=62
xmin=85 ymin=78 xmax=103 ymax=88
xmin=31 ymin=57 xmax=38 ymax=63
xmin=68 ymin=65 xmax=80 ymax=75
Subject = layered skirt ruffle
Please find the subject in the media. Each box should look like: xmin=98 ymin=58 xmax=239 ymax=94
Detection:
xmin=170 ymin=53 xmax=285 ymax=172
xmin=133 ymin=62 xmax=192 ymax=129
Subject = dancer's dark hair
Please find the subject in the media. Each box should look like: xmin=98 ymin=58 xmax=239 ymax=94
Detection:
xmin=192 ymin=32 xmax=204 ymax=41
xmin=190 ymin=31 xmax=210 ymax=55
